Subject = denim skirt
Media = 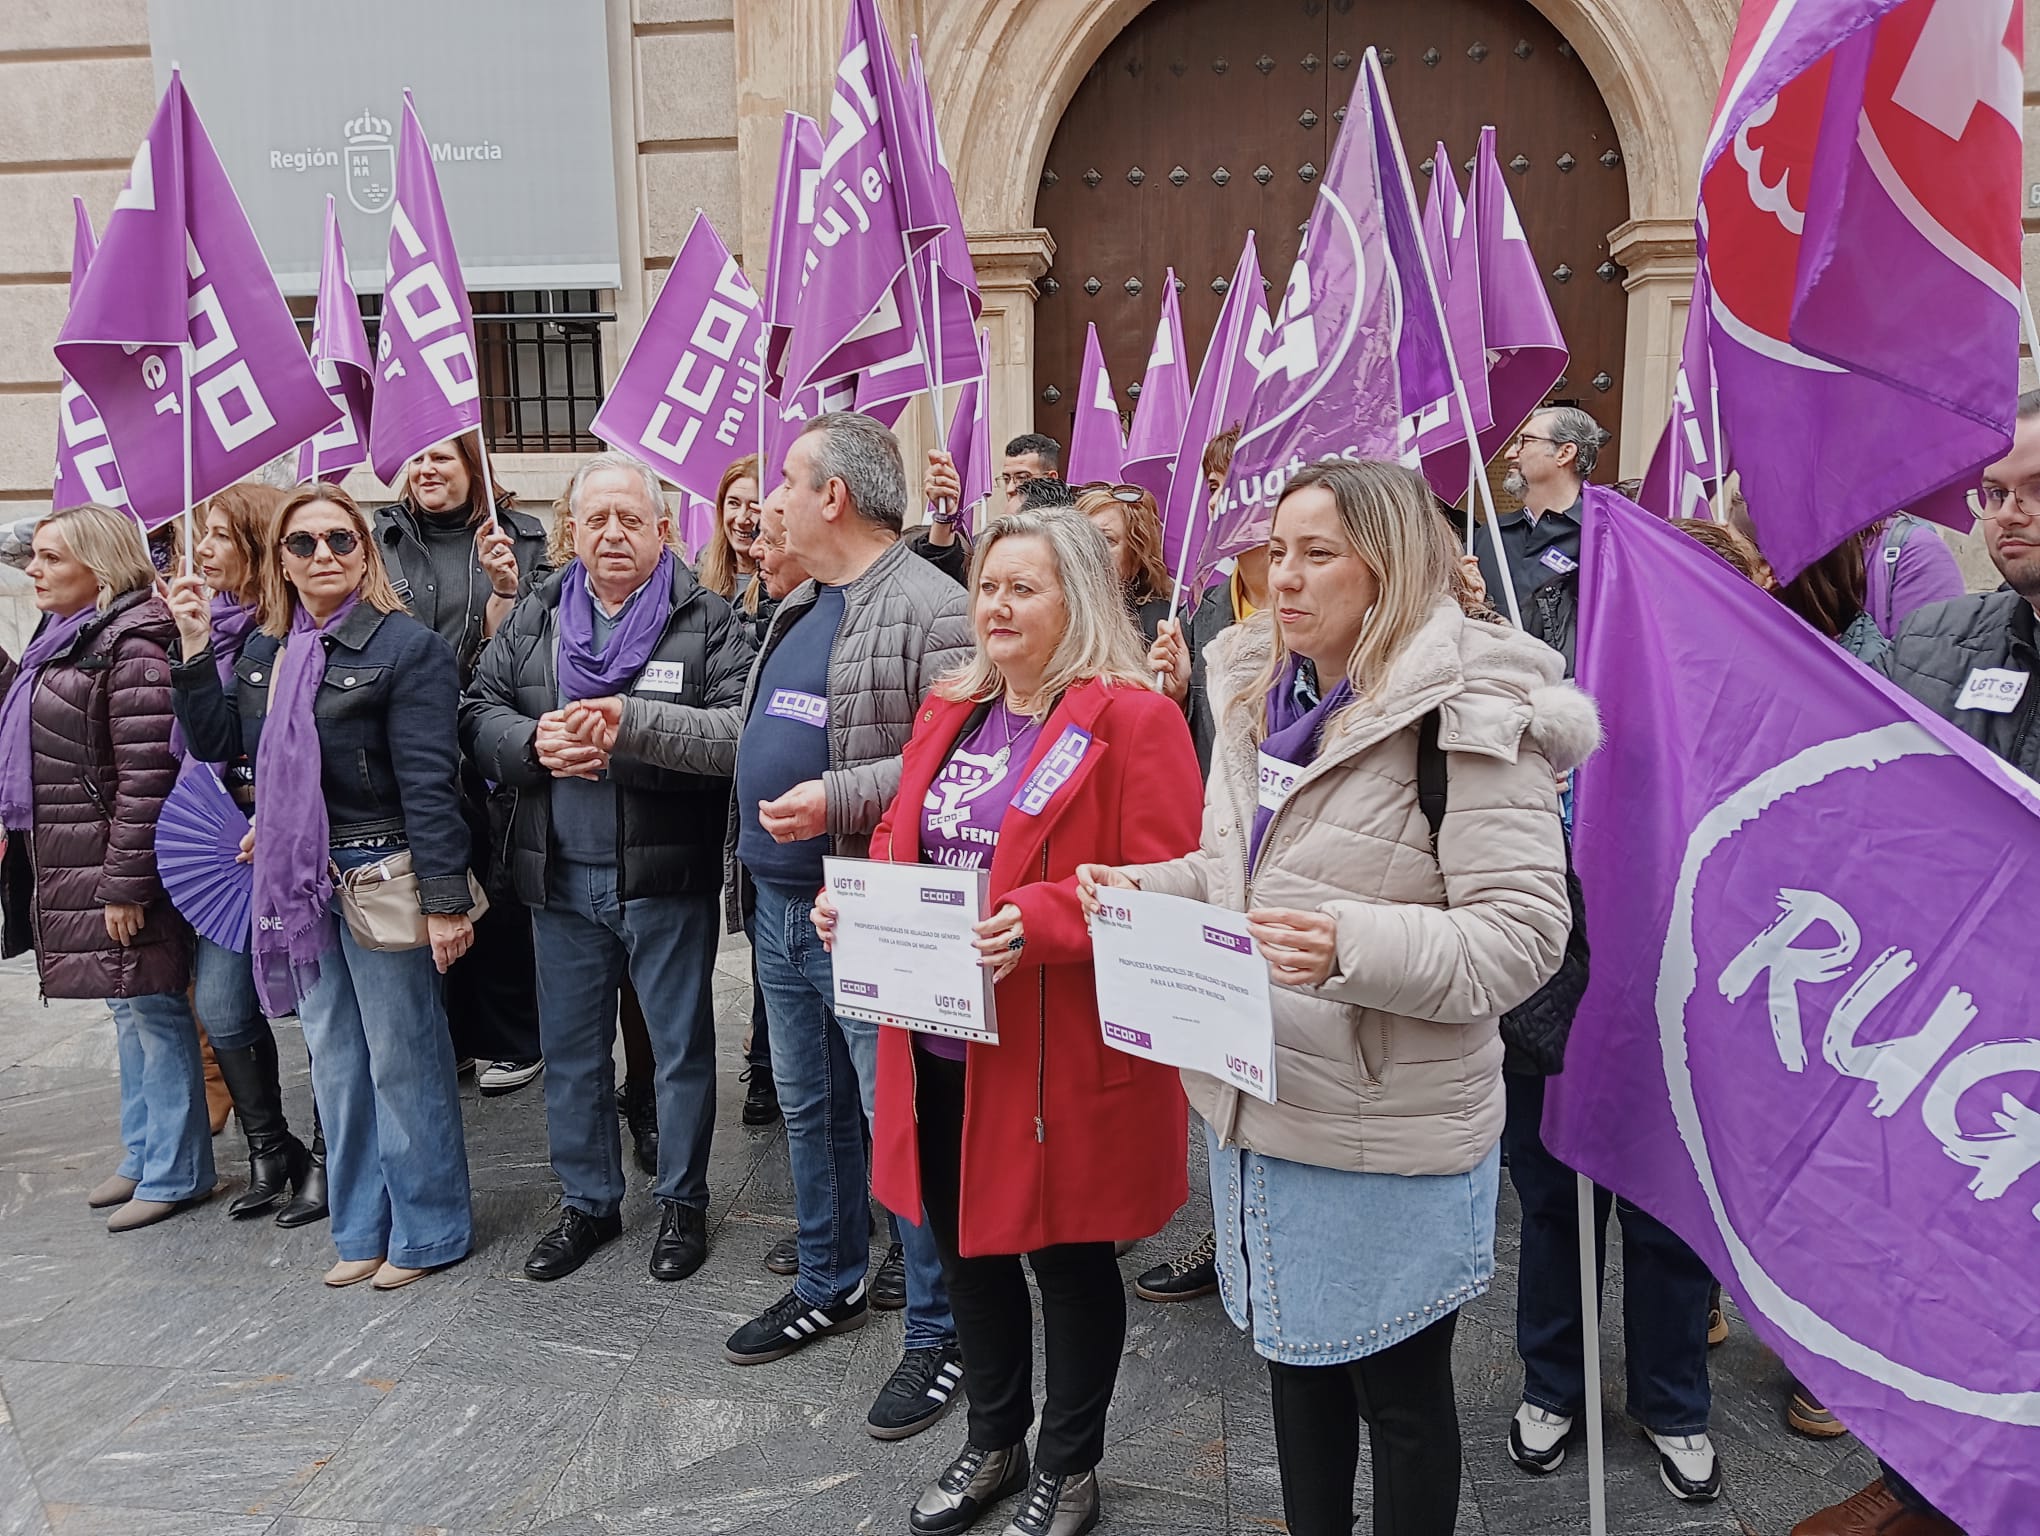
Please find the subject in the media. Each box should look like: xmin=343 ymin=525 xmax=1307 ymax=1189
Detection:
xmin=1206 ymin=1122 xmax=1500 ymax=1366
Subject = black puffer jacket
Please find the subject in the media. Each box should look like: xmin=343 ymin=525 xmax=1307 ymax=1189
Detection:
xmin=459 ymin=561 xmax=754 ymax=905
xmin=1878 ymin=590 xmax=2040 ymax=777
xmin=0 ymin=591 xmax=191 ymax=999
xmin=373 ymin=497 xmax=550 ymax=681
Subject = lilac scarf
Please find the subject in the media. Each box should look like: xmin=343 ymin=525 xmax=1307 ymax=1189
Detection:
xmin=209 ymin=593 xmax=259 ymax=688
xmin=250 ymin=595 xmax=357 ymax=1016
xmin=556 ymin=549 xmax=674 ymax=701
xmin=0 ymin=606 xmax=96 ymax=829
xmin=1249 ymin=658 xmax=1353 ymax=869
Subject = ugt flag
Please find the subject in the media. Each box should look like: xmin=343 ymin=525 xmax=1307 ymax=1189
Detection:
xmin=298 ymin=195 xmax=374 ymax=485
xmin=1223 ymin=48 xmax=1401 ymax=547
xmin=1546 ymin=489 xmax=2040 ymax=1536
xmin=762 ymin=111 xmax=823 ymax=400
xmin=1164 ymin=231 xmax=1267 ymax=583
xmin=55 ymin=71 xmax=337 ymax=530
xmin=1066 ymin=324 xmax=1126 ymax=486
xmin=1637 ymin=269 xmax=1724 ymax=521
xmin=1465 ymin=124 xmax=1568 ymax=462
xmin=592 ymin=211 xmax=764 ymax=505
xmin=368 ymin=91 xmax=483 ymax=483
xmin=52 ymin=198 xmax=129 ymax=514
xmin=1699 ymin=0 xmax=2022 ymax=583
xmin=1121 ymin=268 xmax=1191 ymax=508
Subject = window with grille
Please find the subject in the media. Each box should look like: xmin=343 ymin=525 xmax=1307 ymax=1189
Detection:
xmin=296 ymin=289 xmax=614 ymax=456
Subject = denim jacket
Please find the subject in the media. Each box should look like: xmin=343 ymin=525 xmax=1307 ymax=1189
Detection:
xmin=169 ymin=604 xmax=474 ymax=914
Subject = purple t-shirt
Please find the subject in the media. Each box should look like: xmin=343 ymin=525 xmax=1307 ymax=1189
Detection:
xmin=915 ymin=702 xmax=1042 ymax=1059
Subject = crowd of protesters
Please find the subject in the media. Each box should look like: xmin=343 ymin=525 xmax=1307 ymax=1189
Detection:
xmin=0 ymin=397 xmax=2000 ymax=1536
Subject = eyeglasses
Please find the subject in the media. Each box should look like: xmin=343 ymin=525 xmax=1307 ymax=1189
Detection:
xmin=280 ymin=528 xmax=360 ymax=559
xmin=1513 ymin=434 xmax=1560 ymax=451
xmin=998 ymin=471 xmax=1041 ymax=491
xmin=1071 ymin=482 xmax=1148 ymax=505
xmin=1969 ymin=481 xmax=2040 ymax=525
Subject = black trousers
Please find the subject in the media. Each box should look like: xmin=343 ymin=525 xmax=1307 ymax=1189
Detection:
xmin=915 ymin=1047 xmax=1124 ymax=1473
xmin=444 ymin=894 xmax=541 ymax=1064
xmin=1267 ymin=1312 xmax=1462 ymax=1536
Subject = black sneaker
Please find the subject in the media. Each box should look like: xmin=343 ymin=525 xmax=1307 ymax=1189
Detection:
xmin=740 ymin=1066 xmax=781 ymax=1127
xmin=867 ymin=1341 xmax=965 ymax=1440
xmin=523 ymin=1207 xmax=622 ymax=1282
xmin=764 ymin=1233 xmax=799 ymax=1276
xmin=725 ymin=1284 xmax=868 ymax=1365
xmin=871 ymin=1241 xmax=907 ymax=1311
xmin=1133 ymin=1230 xmax=1218 ymax=1303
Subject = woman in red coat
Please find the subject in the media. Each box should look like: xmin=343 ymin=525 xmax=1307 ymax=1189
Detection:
xmin=814 ymin=509 xmax=1201 ymax=1536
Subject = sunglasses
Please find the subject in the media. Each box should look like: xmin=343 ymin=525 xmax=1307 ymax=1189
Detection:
xmin=1071 ymin=482 xmax=1147 ymax=504
xmin=280 ymin=528 xmax=361 ymax=560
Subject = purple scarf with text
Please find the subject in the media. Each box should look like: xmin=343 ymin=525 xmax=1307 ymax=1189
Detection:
xmin=555 ymin=550 xmax=674 ymax=701
xmin=1249 ymin=658 xmax=1352 ymax=868
xmin=0 ymin=606 xmax=96 ymax=829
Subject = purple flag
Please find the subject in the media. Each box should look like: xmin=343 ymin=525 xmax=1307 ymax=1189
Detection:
xmin=1467 ymin=126 xmax=1568 ymax=461
xmin=906 ymin=37 xmax=983 ymax=391
xmin=1220 ymin=53 xmax=1402 ymax=555
xmin=51 ymin=199 xmax=129 ymax=513
xmin=763 ymin=112 xmax=822 ymax=399
xmin=1638 ymin=270 xmax=1723 ymax=521
xmin=54 ymin=72 xmax=338 ymax=530
xmin=779 ymin=0 xmax=943 ymax=401
xmin=1547 ymin=487 xmax=2040 ymax=1536
xmin=678 ymin=492 xmax=717 ymax=563
xmin=1066 ymin=324 xmax=1126 ymax=486
xmin=1121 ymin=270 xmax=1190 ymax=507
xmin=940 ymin=328 xmax=992 ymax=531
xmin=592 ymin=211 xmax=765 ymax=505
xmin=367 ymin=92 xmax=482 ymax=483
xmin=1420 ymin=141 xmax=1463 ymax=283
xmin=298 ymin=196 xmax=374 ymax=485
xmin=1698 ymin=0 xmax=2020 ymax=583
xmin=1413 ymin=134 xmax=1495 ymax=495
xmin=1162 ymin=232 xmax=1267 ymax=581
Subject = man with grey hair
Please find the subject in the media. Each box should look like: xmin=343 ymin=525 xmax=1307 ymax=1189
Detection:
xmin=459 ymin=449 xmax=754 ymax=1286
xmin=721 ymin=411 xmax=974 ymax=1444
xmin=1476 ymin=404 xmax=1609 ymax=675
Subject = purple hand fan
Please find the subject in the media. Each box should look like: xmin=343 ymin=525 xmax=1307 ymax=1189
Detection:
xmin=155 ymin=760 xmax=253 ymax=952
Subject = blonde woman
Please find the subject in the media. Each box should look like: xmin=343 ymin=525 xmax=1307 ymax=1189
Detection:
xmin=1080 ymin=460 xmax=1600 ymax=1536
xmin=695 ymin=454 xmax=771 ymax=642
xmin=171 ymin=485 xmax=475 ymax=1289
xmin=0 ymin=504 xmax=213 ymax=1232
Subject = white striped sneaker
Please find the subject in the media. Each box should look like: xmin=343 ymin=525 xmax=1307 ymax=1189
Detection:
xmin=868 ymin=1342 xmax=967 ymax=1440
xmin=724 ymin=1283 xmax=870 ymax=1365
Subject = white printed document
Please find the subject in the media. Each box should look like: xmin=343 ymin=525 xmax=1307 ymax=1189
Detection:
xmin=1089 ymin=887 xmax=1277 ymax=1102
xmin=824 ymin=857 xmax=998 ymax=1045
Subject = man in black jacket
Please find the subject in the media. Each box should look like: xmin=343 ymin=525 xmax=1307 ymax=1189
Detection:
xmin=1472 ymin=405 xmax=1608 ymax=674
xmin=459 ymin=451 xmax=754 ymax=1286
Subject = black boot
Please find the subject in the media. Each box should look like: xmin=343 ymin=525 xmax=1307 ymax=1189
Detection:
xmin=621 ymin=1078 xmax=659 ymax=1177
xmin=212 ymin=1036 xmax=312 ymax=1220
xmin=274 ymin=1106 xmax=329 ymax=1228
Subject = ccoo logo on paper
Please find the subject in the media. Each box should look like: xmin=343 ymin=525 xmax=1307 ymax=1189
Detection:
xmin=1665 ymin=724 xmax=2040 ymax=1428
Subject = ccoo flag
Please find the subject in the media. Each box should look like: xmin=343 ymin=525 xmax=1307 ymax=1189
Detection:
xmin=940 ymin=328 xmax=992 ymax=531
xmin=1413 ymin=135 xmax=1495 ymax=497
xmin=1164 ymin=231 xmax=1268 ymax=582
xmin=763 ymin=111 xmax=823 ymax=399
xmin=51 ymin=199 xmax=130 ymax=514
xmin=298 ymin=196 xmax=375 ymax=485
xmin=1066 ymin=324 xmax=1126 ymax=486
xmin=1547 ymin=488 xmax=2040 ymax=1536
xmin=1637 ymin=269 xmax=1724 ymax=521
xmin=904 ymin=37 xmax=985 ymax=392
xmin=1697 ymin=0 xmax=2021 ymax=584
xmin=367 ymin=91 xmax=483 ymax=483
xmin=54 ymin=72 xmax=338 ymax=530
xmin=592 ymin=211 xmax=765 ymax=505
xmin=1465 ymin=125 xmax=1568 ymax=462
xmin=1222 ymin=48 xmax=1402 ymax=552
xmin=1121 ymin=269 xmax=1191 ymax=507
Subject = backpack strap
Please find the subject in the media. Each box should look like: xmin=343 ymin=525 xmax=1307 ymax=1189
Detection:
xmin=1879 ymin=516 xmax=1916 ymax=634
xmin=1416 ymin=708 xmax=1448 ymax=847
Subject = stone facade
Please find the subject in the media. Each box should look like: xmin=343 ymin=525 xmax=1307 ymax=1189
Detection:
xmin=1 ymin=0 xmax=2033 ymax=642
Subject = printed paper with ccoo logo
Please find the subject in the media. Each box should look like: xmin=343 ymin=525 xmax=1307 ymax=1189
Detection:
xmin=823 ymin=857 xmax=997 ymax=1045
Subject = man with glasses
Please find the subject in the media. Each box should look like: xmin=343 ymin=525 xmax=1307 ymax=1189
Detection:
xmin=1473 ymin=406 xmax=1609 ymax=676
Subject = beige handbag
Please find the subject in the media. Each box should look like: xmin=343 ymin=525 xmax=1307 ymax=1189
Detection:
xmin=335 ymin=850 xmax=489 ymax=953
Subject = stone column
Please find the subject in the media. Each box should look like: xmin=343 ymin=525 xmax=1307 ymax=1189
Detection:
xmin=969 ymin=230 xmax=1056 ymax=458
xmin=1608 ymin=217 xmax=1698 ymax=481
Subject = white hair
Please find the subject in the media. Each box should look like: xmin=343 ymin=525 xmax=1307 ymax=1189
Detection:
xmin=567 ymin=450 xmax=668 ymax=519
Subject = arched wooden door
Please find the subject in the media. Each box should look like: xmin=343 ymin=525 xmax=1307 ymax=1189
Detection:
xmin=1032 ymin=0 xmax=1631 ymax=477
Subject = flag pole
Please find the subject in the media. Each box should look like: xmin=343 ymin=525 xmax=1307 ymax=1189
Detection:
xmin=180 ymin=341 xmax=196 ymax=571
xmin=1707 ymin=368 xmax=1728 ymax=523
xmin=1577 ymin=1173 xmax=1609 ymax=1536
xmin=899 ymin=233 xmax=953 ymax=524
xmin=474 ymin=428 xmax=501 ymax=533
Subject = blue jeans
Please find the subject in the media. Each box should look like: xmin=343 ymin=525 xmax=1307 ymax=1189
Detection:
xmin=110 ymin=991 xmax=215 ymax=1201
xmin=530 ymin=861 xmax=719 ymax=1217
xmin=190 ymin=934 xmax=272 ymax=1051
xmin=1503 ymin=1072 xmax=1713 ymax=1435
xmin=753 ymin=877 xmax=954 ymax=1350
xmin=296 ymin=847 xmax=473 ymax=1268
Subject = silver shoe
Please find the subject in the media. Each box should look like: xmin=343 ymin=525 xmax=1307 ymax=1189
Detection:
xmin=911 ymin=1442 xmax=1029 ymax=1536
xmin=1000 ymin=1467 xmax=1099 ymax=1536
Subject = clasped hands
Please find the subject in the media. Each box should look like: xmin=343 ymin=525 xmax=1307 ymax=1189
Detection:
xmin=536 ymin=697 xmax=625 ymax=779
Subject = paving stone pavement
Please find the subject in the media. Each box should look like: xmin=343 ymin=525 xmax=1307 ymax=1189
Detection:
xmin=0 ymin=942 xmax=1880 ymax=1536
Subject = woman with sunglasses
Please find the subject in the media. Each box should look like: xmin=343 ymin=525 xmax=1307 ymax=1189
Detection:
xmin=172 ymin=485 xmax=475 ymax=1290
xmin=1072 ymin=482 xmax=1176 ymax=644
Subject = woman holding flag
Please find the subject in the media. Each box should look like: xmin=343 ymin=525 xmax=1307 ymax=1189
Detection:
xmin=1081 ymin=460 xmax=1598 ymax=1536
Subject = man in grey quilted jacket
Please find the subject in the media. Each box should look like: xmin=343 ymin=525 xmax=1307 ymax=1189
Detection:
xmin=718 ymin=412 xmax=976 ymax=1444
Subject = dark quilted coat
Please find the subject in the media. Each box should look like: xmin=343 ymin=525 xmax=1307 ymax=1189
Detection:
xmin=0 ymin=591 xmax=192 ymax=999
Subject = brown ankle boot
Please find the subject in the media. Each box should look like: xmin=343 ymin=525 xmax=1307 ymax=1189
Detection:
xmin=1791 ymin=1480 xmax=1964 ymax=1536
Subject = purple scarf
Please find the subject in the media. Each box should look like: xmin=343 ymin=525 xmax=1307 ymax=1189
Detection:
xmin=556 ymin=550 xmax=674 ymax=701
xmin=210 ymin=593 xmax=259 ymax=688
xmin=250 ymin=595 xmax=357 ymax=1016
xmin=1249 ymin=658 xmax=1353 ymax=869
xmin=0 ymin=606 xmax=96 ymax=829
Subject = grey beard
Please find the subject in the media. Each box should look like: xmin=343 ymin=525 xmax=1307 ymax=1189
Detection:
xmin=1502 ymin=469 xmax=1527 ymax=499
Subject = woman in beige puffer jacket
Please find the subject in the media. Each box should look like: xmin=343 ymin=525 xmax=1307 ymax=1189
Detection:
xmin=1082 ymin=460 xmax=1600 ymax=1536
